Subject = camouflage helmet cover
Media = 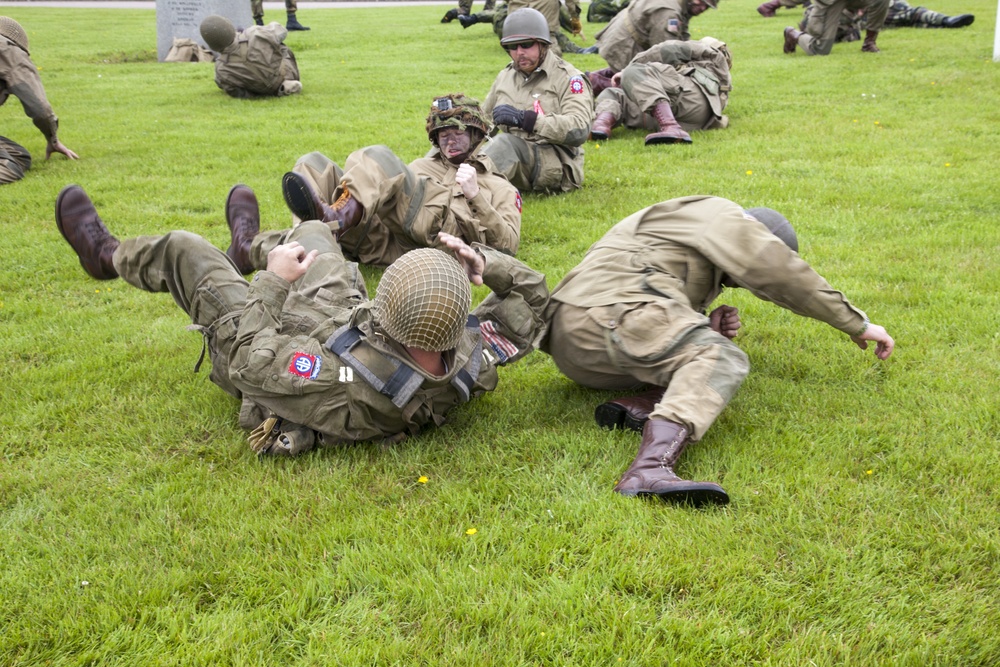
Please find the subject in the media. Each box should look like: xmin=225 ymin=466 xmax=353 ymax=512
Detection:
xmin=745 ymin=207 xmax=798 ymax=253
xmin=425 ymin=94 xmax=492 ymax=144
xmin=0 ymin=16 xmax=29 ymax=55
xmin=200 ymin=14 xmax=236 ymax=52
xmin=501 ymin=8 xmax=552 ymax=46
xmin=373 ymin=248 xmax=472 ymax=352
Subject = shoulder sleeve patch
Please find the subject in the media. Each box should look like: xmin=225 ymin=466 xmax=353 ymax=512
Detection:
xmin=569 ymin=75 xmax=586 ymax=94
xmin=667 ymin=18 xmax=680 ymax=35
xmin=288 ymin=352 xmax=322 ymax=380
xmin=480 ymin=320 xmax=519 ymax=364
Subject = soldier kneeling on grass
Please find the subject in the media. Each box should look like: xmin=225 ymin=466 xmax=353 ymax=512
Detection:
xmin=200 ymin=14 xmax=302 ymax=98
xmin=540 ymin=197 xmax=895 ymax=506
xmin=54 ymin=183 xmax=549 ymax=457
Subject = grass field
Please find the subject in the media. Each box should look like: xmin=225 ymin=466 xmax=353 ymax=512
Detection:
xmin=2 ymin=2 xmax=1000 ymax=665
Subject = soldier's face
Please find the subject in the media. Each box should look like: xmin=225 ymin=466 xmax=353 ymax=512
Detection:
xmin=437 ymin=128 xmax=473 ymax=164
xmin=688 ymin=0 xmax=709 ymax=15
xmin=506 ymin=40 xmax=542 ymax=74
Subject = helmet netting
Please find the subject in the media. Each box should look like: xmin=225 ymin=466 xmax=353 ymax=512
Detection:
xmin=373 ymin=249 xmax=471 ymax=352
xmin=0 ymin=17 xmax=29 ymax=54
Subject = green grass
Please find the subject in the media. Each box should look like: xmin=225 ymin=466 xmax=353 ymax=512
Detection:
xmin=2 ymin=3 xmax=1000 ymax=665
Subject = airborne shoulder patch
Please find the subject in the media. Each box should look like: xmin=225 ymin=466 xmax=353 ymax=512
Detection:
xmin=288 ymin=352 xmax=322 ymax=380
xmin=569 ymin=75 xmax=586 ymax=94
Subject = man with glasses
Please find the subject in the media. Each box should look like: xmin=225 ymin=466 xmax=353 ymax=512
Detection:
xmin=482 ymin=8 xmax=594 ymax=194
xmin=594 ymin=0 xmax=718 ymax=73
xmin=269 ymin=94 xmax=521 ymax=268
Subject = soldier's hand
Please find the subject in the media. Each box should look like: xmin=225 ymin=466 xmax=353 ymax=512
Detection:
xmin=570 ymin=17 xmax=584 ymax=37
xmin=438 ymin=232 xmax=484 ymax=286
xmin=709 ymin=305 xmax=741 ymax=339
xmin=850 ymin=322 xmax=894 ymax=360
xmin=492 ymin=104 xmax=525 ymax=128
xmin=46 ymin=138 xmax=79 ymax=161
xmin=266 ymin=241 xmax=318 ymax=283
xmin=611 ymin=72 xmax=623 ymax=87
xmin=455 ymin=163 xmax=480 ymax=200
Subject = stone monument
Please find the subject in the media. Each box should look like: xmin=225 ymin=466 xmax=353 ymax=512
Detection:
xmin=156 ymin=0 xmax=254 ymax=62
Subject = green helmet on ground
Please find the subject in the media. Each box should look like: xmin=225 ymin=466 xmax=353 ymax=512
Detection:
xmin=425 ymin=94 xmax=492 ymax=144
xmin=745 ymin=207 xmax=798 ymax=252
xmin=501 ymin=8 xmax=552 ymax=46
xmin=0 ymin=16 xmax=29 ymax=55
xmin=373 ymin=248 xmax=472 ymax=352
xmin=200 ymin=14 xmax=236 ymax=52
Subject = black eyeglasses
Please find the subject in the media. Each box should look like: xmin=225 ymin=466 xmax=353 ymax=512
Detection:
xmin=504 ymin=41 xmax=536 ymax=52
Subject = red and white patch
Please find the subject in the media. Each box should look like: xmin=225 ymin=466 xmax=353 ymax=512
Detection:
xmin=569 ymin=76 xmax=586 ymax=94
xmin=515 ymin=191 xmax=522 ymax=213
xmin=288 ymin=352 xmax=322 ymax=380
xmin=667 ymin=18 xmax=680 ymax=35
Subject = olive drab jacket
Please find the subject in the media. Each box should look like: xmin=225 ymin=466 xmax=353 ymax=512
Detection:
xmin=483 ymin=48 xmax=594 ymax=152
xmin=229 ymin=245 xmax=549 ymax=443
xmin=0 ymin=35 xmax=60 ymax=144
xmin=409 ymin=148 xmax=522 ymax=256
xmin=596 ymin=0 xmax=691 ymax=71
xmin=213 ymin=23 xmax=297 ymax=98
xmin=545 ymin=196 xmax=869 ymax=348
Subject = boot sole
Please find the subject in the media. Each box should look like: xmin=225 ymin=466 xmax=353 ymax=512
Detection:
xmin=645 ymin=135 xmax=693 ymax=145
xmin=590 ymin=131 xmax=610 ymax=141
xmin=282 ymin=172 xmax=322 ymax=222
xmin=619 ymin=481 xmax=730 ymax=506
xmin=594 ymin=403 xmax=647 ymax=433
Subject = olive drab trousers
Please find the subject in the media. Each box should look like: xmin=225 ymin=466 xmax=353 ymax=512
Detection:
xmin=798 ymin=0 xmax=890 ymax=54
xmin=0 ymin=135 xmax=31 ymax=185
xmin=596 ymin=64 xmax=719 ymax=133
xmin=546 ymin=301 xmax=750 ymax=441
xmin=260 ymin=146 xmax=463 ymax=267
xmin=114 ymin=221 xmax=364 ymax=398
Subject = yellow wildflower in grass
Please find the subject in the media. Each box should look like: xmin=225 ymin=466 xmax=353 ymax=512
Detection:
xmin=866 ymin=470 xmax=873 ymax=475
xmin=466 ymin=528 xmax=477 ymax=536
xmin=945 ymin=163 xmax=951 ymax=167
xmin=418 ymin=475 xmax=428 ymax=484
xmin=745 ymin=170 xmax=752 ymax=175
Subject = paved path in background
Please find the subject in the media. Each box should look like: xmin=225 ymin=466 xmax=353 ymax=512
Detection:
xmin=0 ymin=1 xmax=450 ymax=7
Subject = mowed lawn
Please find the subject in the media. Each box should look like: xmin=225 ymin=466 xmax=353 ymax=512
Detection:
xmin=2 ymin=2 xmax=999 ymax=665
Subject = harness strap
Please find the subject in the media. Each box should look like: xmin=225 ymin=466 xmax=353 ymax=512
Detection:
xmin=325 ymin=316 xmax=484 ymax=408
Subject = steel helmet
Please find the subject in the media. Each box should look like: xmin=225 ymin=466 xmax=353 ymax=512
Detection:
xmin=373 ymin=248 xmax=472 ymax=352
xmin=0 ymin=16 xmax=29 ymax=54
xmin=425 ymin=94 xmax=492 ymax=144
xmin=501 ymin=8 xmax=552 ymax=46
xmin=200 ymin=14 xmax=237 ymax=52
xmin=745 ymin=207 xmax=798 ymax=252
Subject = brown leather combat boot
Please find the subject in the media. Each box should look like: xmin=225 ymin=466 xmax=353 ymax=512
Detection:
xmin=327 ymin=187 xmax=363 ymax=237
xmin=282 ymin=171 xmax=335 ymax=224
xmin=225 ymin=184 xmax=259 ymax=275
xmin=590 ymin=112 xmax=618 ymax=141
xmin=55 ymin=185 xmax=120 ymax=280
xmin=757 ymin=0 xmax=781 ymax=16
xmin=861 ymin=30 xmax=880 ymax=52
xmin=594 ymin=386 xmax=666 ymax=432
xmin=783 ymin=26 xmax=801 ymax=53
xmin=644 ymin=101 xmax=692 ymax=145
xmin=282 ymin=171 xmax=364 ymax=238
xmin=586 ymin=69 xmax=616 ymax=96
xmin=614 ymin=419 xmax=730 ymax=506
